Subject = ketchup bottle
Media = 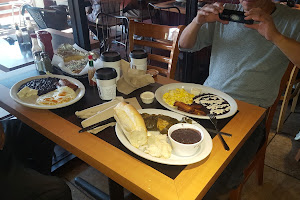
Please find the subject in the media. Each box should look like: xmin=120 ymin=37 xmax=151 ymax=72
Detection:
xmin=37 ymin=30 xmax=54 ymax=60
xmin=88 ymin=55 xmax=97 ymax=86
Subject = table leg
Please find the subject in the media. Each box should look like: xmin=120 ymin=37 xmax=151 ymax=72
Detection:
xmin=108 ymin=178 xmax=125 ymax=200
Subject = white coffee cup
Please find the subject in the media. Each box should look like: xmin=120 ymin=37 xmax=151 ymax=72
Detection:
xmin=129 ymin=49 xmax=148 ymax=72
xmin=94 ymin=67 xmax=117 ymax=100
xmin=100 ymin=51 xmax=121 ymax=81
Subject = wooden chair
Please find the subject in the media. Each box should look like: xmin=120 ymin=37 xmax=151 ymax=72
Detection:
xmin=128 ymin=19 xmax=185 ymax=79
xmin=229 ymin=61 xmax=296 ymax=200
xmin=276 ymin=65 xmax=300 ymax=133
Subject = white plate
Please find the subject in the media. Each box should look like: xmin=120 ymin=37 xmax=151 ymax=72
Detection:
xmin=155 ymin=83 xmax=238 ymax=119
xmin=10 ymin=74 xmax=85 ymax=109
xmin=115 ymin=109 xmax=213 ymax=165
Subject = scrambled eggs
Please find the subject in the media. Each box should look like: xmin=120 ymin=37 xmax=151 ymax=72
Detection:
xmin=163 ymin=88 xmax=194 ymax=106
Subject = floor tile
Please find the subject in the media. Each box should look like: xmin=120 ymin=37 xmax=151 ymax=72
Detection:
xmin=281 ymin=112 xmax=300 ymax=137
xmin=70 ymin=165 xmax=133 ymax=198
xmin=66 ymin=181 xmax=93 ymax=200
xmin=53 ymin=157 xmax=89 ymax=181
xmin=0 ymin=107 xmax=9 ymax=118
xmin=267 ymin=130 xmax=276 ymax=144
xmin=265 ymin=133 xmax=300 ymax=180
xmin=70 ymin=166 xmax=110 ymax=195
xmin=242 ymin=165 xmax=300 ymax=200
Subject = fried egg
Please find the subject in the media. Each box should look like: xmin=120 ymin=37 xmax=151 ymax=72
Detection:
xmin=36 ymin=86 xmax=76 ymax=105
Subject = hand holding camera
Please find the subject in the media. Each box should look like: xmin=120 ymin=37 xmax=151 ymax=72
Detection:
xmin=219 ymin=9 xmax=254 ymax=24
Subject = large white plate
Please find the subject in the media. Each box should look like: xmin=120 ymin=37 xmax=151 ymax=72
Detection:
xmin=155 ymin=83 xmax=238 ymax=119
xmin=10 ymin=74 xmax=85 ymax=109
xmin=115 ymin=109 xmax=213 ymax=165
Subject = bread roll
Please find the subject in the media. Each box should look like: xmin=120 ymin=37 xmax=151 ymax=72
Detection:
xmin=114 ymin=102 xmax=147 ymax=148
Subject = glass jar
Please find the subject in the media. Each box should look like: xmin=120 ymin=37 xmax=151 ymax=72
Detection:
xmin=41 ymin=52 xmax=53 ymax=73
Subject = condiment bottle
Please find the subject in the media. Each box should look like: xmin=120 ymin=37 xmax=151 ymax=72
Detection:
xmin=33 ymin=52 xmax=46 ymax=74
xmin=94 ymin=67 xmax=117 ymax=100
xmin=30 ymin=33 xmax=42 ymax=54
xmin=37 ymin=30 xmax=54 ymax=60
xmin=41 ymin=52 xmax=53 ymax=73
xmin=88 ymin=55 xmax=97 ymax=86
xmin=100 ymin=51 xmax=121 ymax=81
xmin=129 ymin=49 xmax=148 ymax=72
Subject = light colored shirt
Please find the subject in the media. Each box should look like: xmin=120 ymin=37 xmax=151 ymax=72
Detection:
xmin=181 ymin=4 xmax=300 ymax=108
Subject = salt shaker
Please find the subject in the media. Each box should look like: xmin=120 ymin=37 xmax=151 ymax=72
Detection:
xmin=94 ymin=67 xmax=117 ymax=100
xmin=33 ymin=52 xmax=46 ymax=74
xmin=129 ymin=49 xmax=148 ymax=72
xmin=100 ymin=51 xmax=121 ymax=81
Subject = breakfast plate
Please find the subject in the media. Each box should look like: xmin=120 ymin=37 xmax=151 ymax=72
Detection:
xmin=115 ymin=109 xmax=213 ymax=165
xmin=155 ymin=83 xmax=238 ymax=119
xmin=10 ymin=74 xmax=85 ymax=109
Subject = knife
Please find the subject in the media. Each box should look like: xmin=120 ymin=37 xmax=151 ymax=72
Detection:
xmin=78 ymin=117 xmax=116 ymax=133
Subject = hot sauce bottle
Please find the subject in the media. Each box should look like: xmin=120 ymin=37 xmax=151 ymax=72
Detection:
xmin=88 ymin=55 xmax=97 ymax=86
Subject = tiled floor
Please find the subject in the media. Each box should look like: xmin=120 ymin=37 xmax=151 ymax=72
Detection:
xmin=1 ymin=14 xmax=300 ymax=200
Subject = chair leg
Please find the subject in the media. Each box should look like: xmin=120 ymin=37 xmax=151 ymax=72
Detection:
xmin=256 ymin=155 xmax=265 ymax=185
xmin=229 ymin=184 xmax=243 ymax=200
xmin=295 ymin=149 xmax=300 ymax=162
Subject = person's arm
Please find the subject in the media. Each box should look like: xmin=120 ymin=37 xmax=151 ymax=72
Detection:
xmin=245 ymin=8 xmax=300 ymax=68
xmin=179 ymin=2 xmax=228 ymax=49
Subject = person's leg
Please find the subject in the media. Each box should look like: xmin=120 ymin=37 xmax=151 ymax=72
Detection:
xmin=0 ymin=157 xmax=72 ymax=200
xmin=1 ymin=119 xmax=55 ymax=175
xmin=203 ymin=121 xmax=266 ymax=199
xmin=0 ymin=120 xmax=72 ymax=200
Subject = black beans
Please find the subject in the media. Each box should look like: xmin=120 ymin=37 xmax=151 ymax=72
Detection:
xmin=19 ymin=77 xmax=60 ymax=96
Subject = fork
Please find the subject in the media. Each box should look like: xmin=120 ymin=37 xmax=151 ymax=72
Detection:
xmin=208 ymin=113 xmax=230 ymax=151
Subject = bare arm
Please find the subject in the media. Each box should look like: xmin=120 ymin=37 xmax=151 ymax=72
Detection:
xmin=245 ymin=8 xmax=300 ymax=68
xmin=179 ymin=3 xmax=228 ymax=49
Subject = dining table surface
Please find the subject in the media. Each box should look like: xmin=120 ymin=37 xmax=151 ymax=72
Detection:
xmin=0 ymin=59 xmax=266 ymax=200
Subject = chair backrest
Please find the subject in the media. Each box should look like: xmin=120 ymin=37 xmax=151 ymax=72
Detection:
xmin=21 ymin=4 xmax=69 ymax=30
xmin=129 ymin=19 xmax=185 ymax=79
xmin=148 ymin=3 xmax=181 ymax=26
xmin=265 ymin=61 xmax=295 ymax=136
xmin=21 ymin=4 xmax=47 ymax=29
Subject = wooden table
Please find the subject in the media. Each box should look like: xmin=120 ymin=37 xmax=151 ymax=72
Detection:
xmin=0 ymin=71 xmax=266 ymax=199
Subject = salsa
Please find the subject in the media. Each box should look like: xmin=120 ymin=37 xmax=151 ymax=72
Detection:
xmin=171 ymin=128 xmax=202 ymax=144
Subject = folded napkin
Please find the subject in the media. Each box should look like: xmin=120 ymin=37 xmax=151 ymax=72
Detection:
xmin=76 ymin=97 xmax=142 ymax=134
xmin=75 ymin=97 xmax=124 ymax=119
xmin=117 ymin=60 xmax=155 ymax=95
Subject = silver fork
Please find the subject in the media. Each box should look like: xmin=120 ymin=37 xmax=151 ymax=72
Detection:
xmin=208 ymin=113 xmax=230 ymax=151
